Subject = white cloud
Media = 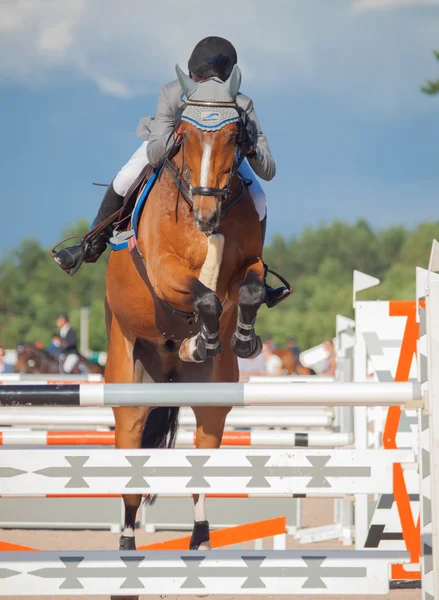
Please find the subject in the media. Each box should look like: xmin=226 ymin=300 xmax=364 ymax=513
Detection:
xmin=0 ymin=0 xmax=437 ymax=117
xmin=37 ymin=21 xmax=74 ymax=56
xmin=353 ymin=0 xmax=437 ymax=12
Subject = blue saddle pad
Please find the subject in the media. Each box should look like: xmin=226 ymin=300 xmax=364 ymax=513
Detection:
xmin=109 ymin=170 xmax=159 ymax=251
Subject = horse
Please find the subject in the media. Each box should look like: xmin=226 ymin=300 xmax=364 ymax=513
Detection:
xmin=15 ymin=343 xmax=104 ymax=375
xmin=105 ymin=66 xmax=274 ymax=580
xmin=273 ymin=348 xmax=315 ymax=375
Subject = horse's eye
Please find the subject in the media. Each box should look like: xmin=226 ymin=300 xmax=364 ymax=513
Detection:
xmin=228 ymin=134 xmax=238 ymax=144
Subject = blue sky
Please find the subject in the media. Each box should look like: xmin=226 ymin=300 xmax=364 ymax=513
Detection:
xmin=1 ymin=0 xmax=438 ymax=257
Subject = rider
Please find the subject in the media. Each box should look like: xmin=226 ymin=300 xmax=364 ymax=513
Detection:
xmin=56 ymin=313 xmax=79 ymax=373
xmin=53 ymin=36 xmax=290 ymax=308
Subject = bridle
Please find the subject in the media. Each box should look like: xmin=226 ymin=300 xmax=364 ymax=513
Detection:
xmin=162 ymin=100 xmax=251 ymax=224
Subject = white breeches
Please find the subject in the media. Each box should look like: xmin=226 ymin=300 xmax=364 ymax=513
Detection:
xmin=113 ymin=142 xmax=267 ymax=221
xmin=63 ymin=354 xmax=79 ymax=374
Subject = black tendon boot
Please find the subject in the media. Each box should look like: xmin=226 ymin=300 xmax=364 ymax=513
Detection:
xmin=261 ymin=215 xmax=292 ymax=308
xmin=53 ymin=183 xmax=124 ymax=276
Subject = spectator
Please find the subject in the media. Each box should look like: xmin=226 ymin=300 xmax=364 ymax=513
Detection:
xmin=322 ymin=339 xmax=336 ymax=376
xmin=238 ymin=353 xmax=266 ymax=379
xmin=287 ymin=336 xmax=302 ymax=361
xmin=0 ymin=345 xmax=14 ymax=373
xmin=262 ymin=339 xmax=283 ymax=376
xmin=47 ymin=334 xmax=63 ymax=358
xmin=56 ymin=313 xmax=79 ymax=373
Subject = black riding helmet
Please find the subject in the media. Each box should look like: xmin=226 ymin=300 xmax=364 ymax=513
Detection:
xmin=188 ymin=36 xmax=238 ymax=82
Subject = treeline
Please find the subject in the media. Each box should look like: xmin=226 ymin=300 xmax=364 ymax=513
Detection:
xmin=1 ymin=219 xmax=438 ymax=351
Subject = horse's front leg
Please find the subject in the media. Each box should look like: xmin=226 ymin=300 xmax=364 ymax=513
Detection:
xmin=231 ymin=260 xmax=265 ymax=359
xmin=157 ymin=253 xmax=224 ymax=363
xmin=179 ymin=282 xmax=223 ymax=363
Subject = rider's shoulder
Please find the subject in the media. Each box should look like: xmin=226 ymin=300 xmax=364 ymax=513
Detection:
xmin=236 ymin=92 xmax=253 ymax=113
xmin=162 ymin=79 xmax=184 ymax=105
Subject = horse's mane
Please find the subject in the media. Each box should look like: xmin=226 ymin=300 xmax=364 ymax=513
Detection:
xmin=18 ymin=343 xmax=57 ymax=360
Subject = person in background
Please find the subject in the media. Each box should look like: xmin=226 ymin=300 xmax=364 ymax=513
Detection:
xmin=237 ymin=354 xmax=266 ymax=379
xmin=322 ymin=339 xmax=336 ymax=376
xmin=0 ymin=345 xmax=14 ymax=373
xmin=287 ymin=336 xmax=302 ymax=361
xmin=262 ymin=339 xmax=283 ymax=376
xmin=56 ymin=313 xmax=79 ymax=373
xmin=47 ymin=334 xmax=63 ymax=359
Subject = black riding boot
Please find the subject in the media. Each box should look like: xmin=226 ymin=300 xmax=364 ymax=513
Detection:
xmin=53 ymin=183 xmax=124 ymax=276
xmin=261 ymin=215 xmax=292 ymax=308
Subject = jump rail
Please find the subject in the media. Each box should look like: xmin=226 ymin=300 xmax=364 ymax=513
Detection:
xmin=0 ymin=381 xmax=421 ymax=407
xmin=0 ymin=429 xmax=352 ymax=448
xmin=0 ymin=406 xmax=334 ymax=428
xmin=0 ymin=448 xmax=414 ymax=495
xmin=0 ymin=549 xmax=409 ymax=596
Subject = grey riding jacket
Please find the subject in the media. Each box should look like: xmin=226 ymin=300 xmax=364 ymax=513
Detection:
xmin=136 ymin=79 xmax=276 ymax=181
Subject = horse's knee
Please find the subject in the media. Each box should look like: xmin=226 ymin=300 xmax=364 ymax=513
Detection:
xmin=194 ymin=289 xmax=222 ymax=322
xmin=239 ymin=276 xmax=265 ymax=310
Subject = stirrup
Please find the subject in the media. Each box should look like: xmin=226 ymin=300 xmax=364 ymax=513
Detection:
xmin=68 ymin=240 xmax=90 ymax=276
xmin=263 ymin=264 xmax=293 ymax=308
xmin=264 ymin=264 xmax=294 ymax=292
xmin=50 ymin=237 xmax=92 ymax=277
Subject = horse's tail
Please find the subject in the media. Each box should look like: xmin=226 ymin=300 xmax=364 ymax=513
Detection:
xmin=141 ymin=406 xmax=180 ymax=505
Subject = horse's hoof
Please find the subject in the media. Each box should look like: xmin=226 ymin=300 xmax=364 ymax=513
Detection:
xmin=232 ymin=333 xmax=262 ymax=359
xmin=179 ymin=335 xmax=204 ymax=363
xmin=119 ymin=535 xmax=136 ymax=550
xmin=111 ymin=536 xmax=138 ymax=598
xmin=190 ymin=520 xmax=211 ymax=550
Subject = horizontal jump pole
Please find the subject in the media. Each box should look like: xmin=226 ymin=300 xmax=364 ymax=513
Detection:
xmin=1 ymin=375 xmax=331 ymax=384
xmin=0 ymin=549 xmax=410 ymax=596
xmin=0 ymin=429 xmax=352 ymax=448
xmin=0 ymin=492 xmax=348 ymax=499
xmin=0 ymin=381 xmax=421 ymax=407
xmin=139 ymin=516 xmax=286 ymax=550
xmin=0 ymin=517 xmax=286 ymax=552
xmin=0 ymin=407 xmax=334 ymax=428
xmin=0 ymin=374 xmax=103 ymax=382
xmin=0 ymin=448 xmax=414 ymax=495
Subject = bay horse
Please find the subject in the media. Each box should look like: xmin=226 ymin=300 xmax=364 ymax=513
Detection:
xmin=15 ymin=343 xmax=104 ymax=375
xmin=105 ymin=66 xmax=270 ymax=576
xmin=273 ymin=348 xmax=315 ymax=375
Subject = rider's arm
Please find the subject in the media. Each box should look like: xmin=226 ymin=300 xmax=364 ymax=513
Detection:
xmin=146 ymin=85 xmax=176 ymax=167
xmin=241 ymin=98 xmax=276 ymax=181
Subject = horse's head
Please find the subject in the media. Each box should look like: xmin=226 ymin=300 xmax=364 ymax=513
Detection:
xmin=16 ymin=343 xmax=37 ymax=373
xmin=16 ymin=343 xmax=57 ymax=374
xmin=175 ymin=65 xmax=248 ymax=234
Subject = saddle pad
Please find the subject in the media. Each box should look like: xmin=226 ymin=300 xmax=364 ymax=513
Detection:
xmin=109 ymin=170 xmax=159 ymax=251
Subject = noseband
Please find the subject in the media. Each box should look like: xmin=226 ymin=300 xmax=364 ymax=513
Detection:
xmin=163 ymin=100 xmax=251 ymax=220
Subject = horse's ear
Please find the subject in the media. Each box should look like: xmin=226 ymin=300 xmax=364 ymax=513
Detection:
xmin=225 ymin=65 xmax=242 ymax=100
xmin=175 ymin=64 xmax=198 ymax=99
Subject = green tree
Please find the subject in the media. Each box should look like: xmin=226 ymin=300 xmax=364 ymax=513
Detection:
xmin=421 ymin=50 xmax=439 ymax=95
xmin=0 ymin=218 xmax=436 ymax=352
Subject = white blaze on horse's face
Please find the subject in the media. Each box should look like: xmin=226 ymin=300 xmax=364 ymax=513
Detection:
xmin=200 ymin=141 xmax=212 ymax=189
xmin=183 ymin=123 xmax=239 ymax=235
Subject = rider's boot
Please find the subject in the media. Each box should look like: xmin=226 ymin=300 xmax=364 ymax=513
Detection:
xmin=53 ymin=183 xmax=124 ymax=276
xmin=261 ymin=215 xmax=292 ymax=308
